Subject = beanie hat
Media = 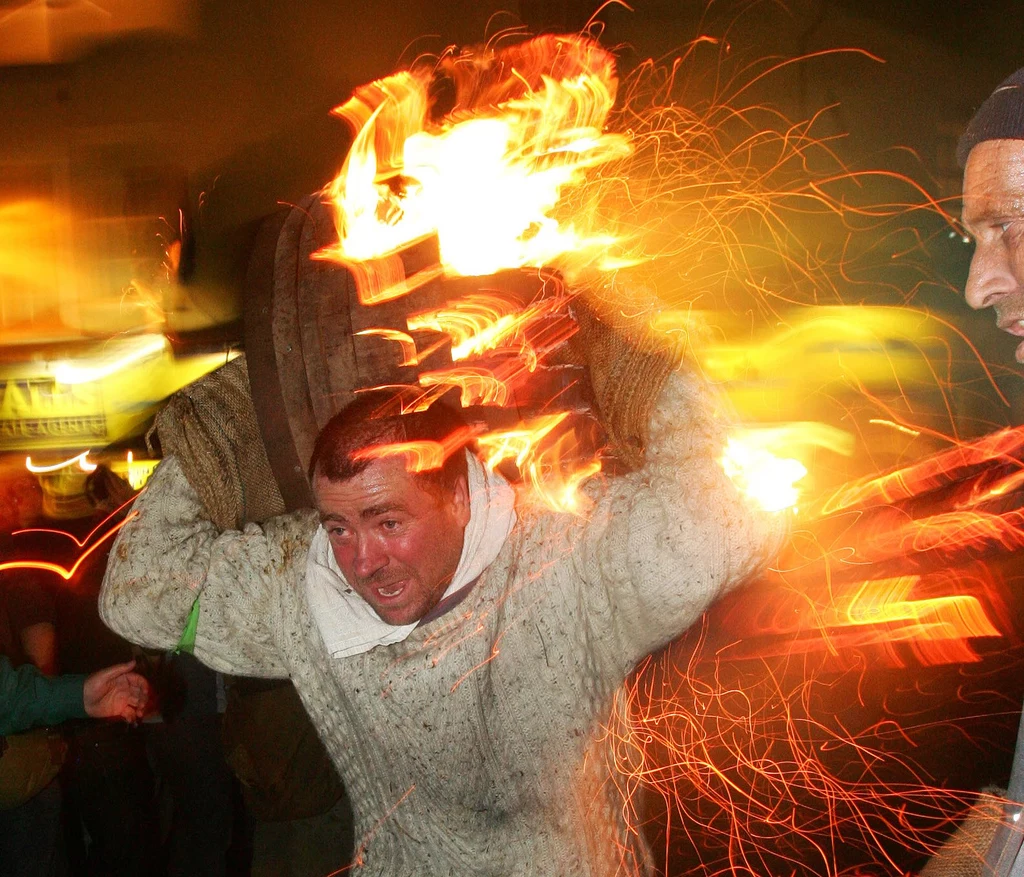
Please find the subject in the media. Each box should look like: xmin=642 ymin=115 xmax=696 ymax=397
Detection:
xmin=957 ymin=67 xmax=1024 ymax=168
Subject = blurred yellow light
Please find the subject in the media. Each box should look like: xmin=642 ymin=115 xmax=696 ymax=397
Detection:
xmin=53 ymin=335 xmax=167 ymax=385
xmin=721 ymin=436 xmax=807 ymax=513
xmin=112 ymin=453 xmax=159 ymax=490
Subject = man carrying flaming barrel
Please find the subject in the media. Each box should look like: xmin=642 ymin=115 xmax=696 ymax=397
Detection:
xmin=98 ymin=35 xmax=786 ymax=877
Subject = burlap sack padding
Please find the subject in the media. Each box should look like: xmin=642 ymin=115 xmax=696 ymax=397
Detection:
xmin=569 ymin=300 xmax=682 ymax=471
xmin=918 ymin=790 xmax=1006 ymax=877
xmin=153 ymin=355 xmax=284 ymax=531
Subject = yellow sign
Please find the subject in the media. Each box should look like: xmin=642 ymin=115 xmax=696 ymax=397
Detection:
xmin=0 ymin=337 xmax=234 ymax=452
xmin=0 ymin=378 xmax=106 ymax=444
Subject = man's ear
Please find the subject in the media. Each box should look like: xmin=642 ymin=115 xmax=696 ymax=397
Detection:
xmin=451 ymin=474 xmax=471 ymax=528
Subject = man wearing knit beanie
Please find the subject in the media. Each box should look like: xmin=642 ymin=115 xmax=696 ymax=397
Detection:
xmin=928 ymin=66 xmax=1024 ymax=877
xmin=959 ymin=67 xmax=1024 ymax=363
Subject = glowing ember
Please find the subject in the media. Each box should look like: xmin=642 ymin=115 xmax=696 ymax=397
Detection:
xmin=320 ymin=36 xmax=631 ymax=302
xmin=721 ymin=435 xmax=807 ymax=512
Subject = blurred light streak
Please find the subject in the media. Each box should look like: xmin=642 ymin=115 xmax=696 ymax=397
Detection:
xmin=25 ymin=450 xmax=96 ymax=473
xmin=819 ymin=427 xmax=1024 ymax=517
xmin=1 ymin=512 xmax=133 ymax=581
xmin=52 ymin=335 xmax=167 ymax=385
xmin=477 ymin=413 xmax=570 ymax=471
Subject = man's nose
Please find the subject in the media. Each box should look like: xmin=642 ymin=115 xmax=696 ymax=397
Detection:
xmin=353 ymin=533 xmax=388 ymax=579
xmin=965 ymin=240 xmax=1020 ymax=310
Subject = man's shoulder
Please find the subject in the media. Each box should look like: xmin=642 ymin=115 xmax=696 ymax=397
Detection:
xmin=260 ymin=509 xmax=320 ymax=568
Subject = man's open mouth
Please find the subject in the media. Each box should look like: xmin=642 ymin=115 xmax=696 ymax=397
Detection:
xmin=375 ymin=582 xmax=406 ymax=599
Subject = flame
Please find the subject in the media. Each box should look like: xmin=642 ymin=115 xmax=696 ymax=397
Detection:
xmin=477 ymin=414 xmax=599 ymax=514
xmin=355 ymin=328 xmax=421 ymax=366
xmin=417 ymin=366 xmax=514 ymax=407
xmin=351 ymin=425 xmax=479 ymax=473
xmin=526 ymin=451 xmax=601 ymax=516
xmin=407 ymin=293 xmax=564 ymax=364
xmin=810 ymin=575 xmax=1000 ymax=667
xmin=309 ymin=33 xmax=1024 ymax=877
xmin=320 ymin=36 xmax=631 ymax=303
xmin=356 ymin=440 xmax=447 ymax=472
xmin=477 ymin=412 xmax=570 ymax=470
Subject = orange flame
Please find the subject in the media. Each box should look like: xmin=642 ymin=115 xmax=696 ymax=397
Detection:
xmin=320 ymin=35 xmax=631 ymax=303
xmin=355 ymin=328 xmax=421 ymax=366
xmin=351 ymin=425 xmax=479 ymax=473
xmin=477 ymin=412 xmax=570 ymax=470
xmin=826 ymin=576 xmax=999 ymax=666
xmin=354 ymin=440 xmax=446 ymax=472
xmin=416 ymin=366 xmax=513 ymax=408
xmin=477 ymin=414 xmax=599 ymax=514
xmin=407 ymin=293 xmax=565 ymax=364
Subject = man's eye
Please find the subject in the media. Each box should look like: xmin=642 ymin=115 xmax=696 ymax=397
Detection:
xmin=382 ymin=520 xmax=400 ymax=531
xmin=329 ymin=526 xmax=348 ymax=538
xmin=1002 ymin=221 xmax=1015 ymax=232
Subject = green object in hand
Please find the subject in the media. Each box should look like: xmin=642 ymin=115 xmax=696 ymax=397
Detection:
xmin=175 ymin=596 xmax=201 ymax=655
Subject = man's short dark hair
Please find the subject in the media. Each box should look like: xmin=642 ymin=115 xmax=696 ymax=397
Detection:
xmin=308 ymin=391 xmax=471 ymax=496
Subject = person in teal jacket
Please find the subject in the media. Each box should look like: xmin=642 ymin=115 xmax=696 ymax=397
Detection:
xmin=0 ymin=656 xmax=148 ymax=736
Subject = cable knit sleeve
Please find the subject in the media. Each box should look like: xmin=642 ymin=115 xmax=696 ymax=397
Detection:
xmin=99 ymin=455 xmax=315 ymax=678
xmin=574 ymin=367 xmax=788 ymax=675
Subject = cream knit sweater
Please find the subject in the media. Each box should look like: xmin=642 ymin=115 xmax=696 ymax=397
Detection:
xmin=100 ymin=371 xmax=784 ymax=876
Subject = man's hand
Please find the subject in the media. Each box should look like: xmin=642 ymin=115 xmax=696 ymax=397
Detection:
xmin=82 ymin=660 xmax=150 ymax=723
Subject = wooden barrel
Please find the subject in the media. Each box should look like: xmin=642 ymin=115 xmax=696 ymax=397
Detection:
xmin=243 ymin=193 xmax=598 ymax=511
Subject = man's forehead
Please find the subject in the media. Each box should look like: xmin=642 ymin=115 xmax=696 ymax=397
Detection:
xmin=314 ymin=458 xmax=432 ymax=515
xmin=962 ymin=139 xmax=1024 ymax=223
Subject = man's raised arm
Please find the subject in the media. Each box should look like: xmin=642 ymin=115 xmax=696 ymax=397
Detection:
xmin=99 ymin=455 xmax=316 ymax=678
xmin=573 ymin=366 xmax=788 ymax=673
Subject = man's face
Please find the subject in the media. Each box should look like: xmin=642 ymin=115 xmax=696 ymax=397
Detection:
xmin=962 ymin=139 xmax=1024 ymax=362
xmin=313 ymin=458 xmax=470 ymax=626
